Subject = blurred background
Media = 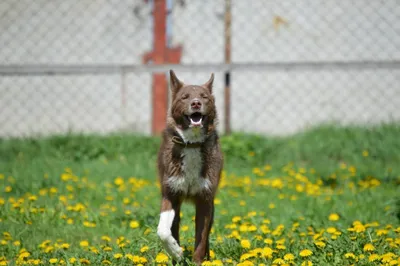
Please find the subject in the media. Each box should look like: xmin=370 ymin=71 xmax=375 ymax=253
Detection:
xmin=0 ymin=0 xmax=399 ymax=138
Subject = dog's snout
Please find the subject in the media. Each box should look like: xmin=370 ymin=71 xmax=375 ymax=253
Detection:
xmin=191 ymin=100 xmax=202 ymax=110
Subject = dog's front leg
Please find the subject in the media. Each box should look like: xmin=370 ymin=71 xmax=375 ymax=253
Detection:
xmin=193 ymin=197 xmax=214 ymax=265
xmin=157 ymin=196 xmax=183 ymax=261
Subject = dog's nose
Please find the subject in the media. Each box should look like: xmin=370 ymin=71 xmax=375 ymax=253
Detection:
xmin=191 ymin=100 xmax=202 ymax=110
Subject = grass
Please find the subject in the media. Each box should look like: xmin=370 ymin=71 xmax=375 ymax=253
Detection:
xmin=0 ymin=124 xmax=400 ymax=265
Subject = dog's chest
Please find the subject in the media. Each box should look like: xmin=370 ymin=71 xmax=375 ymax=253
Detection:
xmin=168 ymin=147 xmax=210 ymax=196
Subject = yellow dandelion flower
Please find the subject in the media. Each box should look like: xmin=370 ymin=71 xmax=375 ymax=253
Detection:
xmin=129 ymin=220 xmax=140 ymax=229
xmin=49 ymin=258 xmax=58 ymax=264
xmin=79 ymin=258 xmax=90 ymax=265
xmin=240 ymin=253 xmax=256 ymax=261
xmin=272 ymin=258 xmax=285 ymax=265
xmin=79 ymin=240 xmax=89 ymax=247
xmin=211 ymin=259 xmax=223 ymax=266
xmin=140 ymin=246 xmax=149 ymax=253
xmin=284 ymin=253 xmax=295 ymax=261
xmin=363 ymin=243 xmax=375 ymax=252
xmin=262 ymin=247 xmax=274 ymax=259
xmin=155 ymin=253 xmax=169 ymax=264
xmin=368 ymin=254 xmax=380 ymax=262
xmin=114 ymin=253 xmax=123 ymax=259
xmin=328 ymin=213 xmax=340 ymax=221
xmin=362 ymin=150 xmax=369 ymax=157
xmin=264 ymin=238 xmax=273 ymax=245
xmin=182 ymin=225 xmax=189 ymax=231
xmin=114 ymin=177 xmax=124 ymax=186
xmin=241 ymin=239 xmax=251 ymax=249
xmin=314 ymin=241 xmax=326 ymax=248
xmin=210 ymin=250 xmax=215 ymax=259
xmin=69 ymin=257 xmax=77 ymax=263
xmin=101 ymin=236 xmax=111 ymax=242
xmin=61 ymin=243 xmax=70 ymax=249
xmin=237 ymin=261 xmax=254 ymax=266
xmin=232 ymin=216 xmax=242 ymax=223
xmin=299 ymin=249 xmax=313 ymax=257
xmin=301 ymin=260 xmax=313 ymax=266
xmin=276 ymin=244 xmax=286 ymax=250
xmin=344 ymin=253 xmax=356 ymax=259
xmin=102 ymin=260 xmax=112 ymax=265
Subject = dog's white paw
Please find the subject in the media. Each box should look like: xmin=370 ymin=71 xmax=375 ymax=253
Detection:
xmin=161 ymin=235 xmax=183 ymax=260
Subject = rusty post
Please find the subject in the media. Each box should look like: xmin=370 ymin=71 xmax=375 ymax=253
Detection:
xmin=224 ymin=0 xmax=232 ymax=135
xmin=143 ymin=0 xmax=182 ymax=135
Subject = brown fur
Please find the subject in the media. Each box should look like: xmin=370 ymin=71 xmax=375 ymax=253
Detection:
xmin=157 ymin=70 xmax=223 ymax=265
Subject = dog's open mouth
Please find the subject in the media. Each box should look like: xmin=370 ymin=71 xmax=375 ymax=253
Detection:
xmin=187 ymin=112 xmax=204 ymax=127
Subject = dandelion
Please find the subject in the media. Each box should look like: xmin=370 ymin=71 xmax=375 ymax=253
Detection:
xmin=155 ymin=253 xmax=169 ymax=264
xmin=80 ymin=258 xmax=90 ymax=264
xmin=299 ymin=249 xmax=313 ymax=257
xmin=301 ymin=261 xmax=313 ymax=266
xmin=114 ymin=253 xmax=123 ymax=259
xmin=49 ymin=258 xmax=58 ymax=264
xmin=284 ymin=253 xmax=295 ymax=262
xmin=101 ymin=236 xmax=111 ymax=242
xmin=182 ymin=225 xmax=189 ymax=231
xmin=102 ymin=260 xmax=112 ymax=265
xmin=272 ymin=258 xmax=285 ymax=265
xmin=69 ymin=258 xmax=77 ymax=263
xmin=140 ymin=245 xmax=149 ymax=253
xmin=368 ymin=254 xmax=380 ymax=262
xmin=129 ymin=220 xmax=140 ymax=229
xmin=79 ymin=240 xmax=89 ymax=247
xmin=363 ymin=243 xmax=375 ymax=252
xmin=314 ymin=241 xmax=326 ymax=248
xmin=328 ymin=213 xmax=340 ymax=221
xmin=232 ymin=216 xmax=242 ymax=223
xmin=241 ymin=239 xmax=251 ymax=249
xmin=237 ymin=261 xmax=254 ymax=266
xmin=240 ymin=253 xmax=256 ymax=261
xmin=344 ymin=253 xmax=356 ymax=259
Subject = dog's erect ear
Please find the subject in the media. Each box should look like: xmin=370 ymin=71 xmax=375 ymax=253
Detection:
xmin=203 ymin=73 xmax=214 ymax=93
xmin=169 ymin=70 xmax=184 ymax=97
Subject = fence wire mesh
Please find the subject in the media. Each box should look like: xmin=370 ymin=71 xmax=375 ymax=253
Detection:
xmin=0 ymin=0 xmax=399 ymax=138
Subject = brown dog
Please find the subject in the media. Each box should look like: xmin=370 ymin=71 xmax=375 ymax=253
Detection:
xmin=156 ymin=70 xmax=223 ymax=265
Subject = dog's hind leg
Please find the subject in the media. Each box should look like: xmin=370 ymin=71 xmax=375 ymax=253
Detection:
xmin=193 ymin=197 xmax=214 ymax=265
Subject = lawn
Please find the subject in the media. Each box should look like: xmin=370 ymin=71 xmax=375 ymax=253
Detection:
xmin=0 ymin=124 xmax=399 ymax=265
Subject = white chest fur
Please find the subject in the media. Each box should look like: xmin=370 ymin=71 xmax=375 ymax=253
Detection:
xmin=167 ymin=147 xmax=211 ymax=196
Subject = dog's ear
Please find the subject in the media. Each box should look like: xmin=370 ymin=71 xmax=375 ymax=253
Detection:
xmin=169 ymin=70 xmax=184 ymax=97
xmin=203 ymin=73 xmax=214 ymax=93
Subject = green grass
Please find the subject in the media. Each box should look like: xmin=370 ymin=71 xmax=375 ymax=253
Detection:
xmin=0 ymin=124 xmax=400 ymax=265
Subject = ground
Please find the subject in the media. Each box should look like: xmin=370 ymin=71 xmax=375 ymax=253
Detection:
xmin=0 ymin=124 xmax=399 ymax=265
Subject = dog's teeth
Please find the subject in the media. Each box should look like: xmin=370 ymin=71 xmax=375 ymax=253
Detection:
xmin=190 ymin=118 xmax=202 ymax=125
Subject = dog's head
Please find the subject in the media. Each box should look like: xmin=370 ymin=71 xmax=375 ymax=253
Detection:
xmin=169 ymin=70 xmax=216 ymax=131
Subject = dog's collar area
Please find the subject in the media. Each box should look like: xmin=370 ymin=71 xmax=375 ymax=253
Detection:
xmin=171 ymin=136 xmax=203 ymax=148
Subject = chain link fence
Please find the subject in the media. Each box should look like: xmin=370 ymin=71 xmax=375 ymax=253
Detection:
xmin=1 ymin=0 xmax=399 ymax=138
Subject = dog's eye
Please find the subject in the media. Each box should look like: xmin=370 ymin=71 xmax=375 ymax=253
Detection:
xmin=181 ymin=94 xmax=189 ymax=99
xmin=201 ymin=94 xmax=208 ymax=99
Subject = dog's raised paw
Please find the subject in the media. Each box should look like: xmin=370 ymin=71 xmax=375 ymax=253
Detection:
xmin=161 ymin=235 xmax=183 ymax=260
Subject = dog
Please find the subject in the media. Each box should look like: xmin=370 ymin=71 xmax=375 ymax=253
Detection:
xmin=156 ymin=70 xmax=223 ymax=265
